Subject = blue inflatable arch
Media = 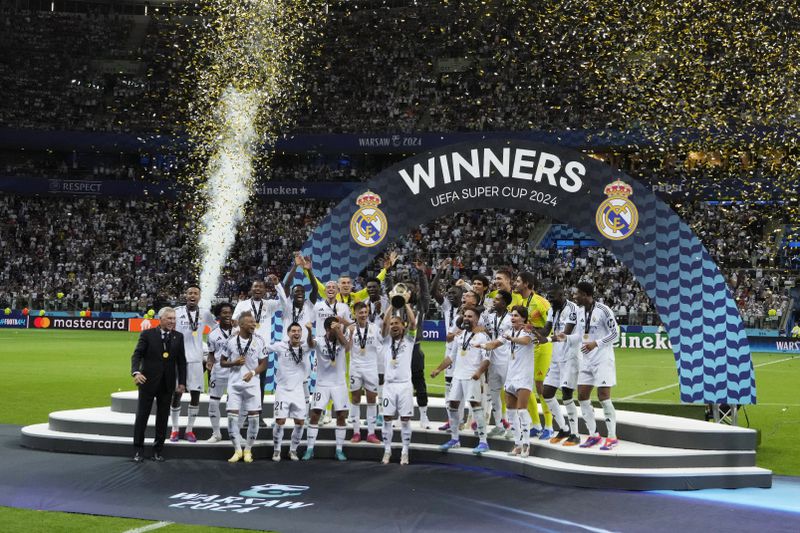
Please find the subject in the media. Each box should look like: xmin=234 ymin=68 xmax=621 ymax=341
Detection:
xmin=299 ymin=140 xmax=755 ymax=405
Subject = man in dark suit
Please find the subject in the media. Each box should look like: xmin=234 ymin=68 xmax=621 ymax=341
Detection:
xmin=131 ymin=307 xmax=187 ymax=462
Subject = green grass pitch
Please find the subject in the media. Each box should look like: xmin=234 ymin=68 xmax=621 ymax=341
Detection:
xmin=0 ymin=329 xmax=797 ymax=530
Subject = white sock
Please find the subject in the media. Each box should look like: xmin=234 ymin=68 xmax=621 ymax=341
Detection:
xmin=419 ymin=405 xmax=428 ymax=420
xmin=303 ymin=381 xmax=310 ymax=412
xmin=246 ymin=415 xmax=259 ymax=449
xmin=335 ymin=425 xmax=345 ymax=451
xmin=290 ymin=425 xmax=304 ymax=452
xmin=273 ymin=423 xmax=284 ymax=451
xmin=377 ymin=383 xmax=384 ymax=414
xmin=351 ymin=403 xmax=361 ymax=433
xmin=401 ymin=420 xmax=411 ymax=453
xmin=519 ymin=409 xmax=531 ymax=446
xmin=366 ymin=404 xmax=377 ymax=434
xmin=473 ymin=407 xmax=487 ymax=443
xmin=601 ymin=399 xmax=617 ymax=439
xmin=448 ymin=408 xmax=460 ymax=441
xmin=383 ymin=419 xmax=393 ymax=452
xmin=545 ymin=397 xmax=566 ymax=431
xmin=490 ymin=388 xmax=503 ymax=425
xmin=186 ymin=405 xmax=199 ymax=433
xmin=208 ymin=398 xmax=221 ymax=436
xmin=227 ymin=414 xmax=242 ymax=450
xmin=564 ymin=400 xmax=578 ymax=435
xmin=580 ymin=400 xmax=597 ymax=436
xmin=507 ymin=409 xmax=520 ymax=445
xmin=306 ymin=424 xmax=319 ymax=449
xmin=170 ymin=406 xmax=181 ymax=433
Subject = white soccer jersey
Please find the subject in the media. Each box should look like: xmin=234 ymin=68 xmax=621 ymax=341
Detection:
xmin=382 ymin=332 xmax=415 ymax=384
xmin=547 ymin=300 xmax=580 ymax=362
xmin=365 ymin=296 xmax=389 ymax=331
xmin=348 ymin=321 xmax=381 ymax=372
xmin=582 ymin=301 xmax=619 ymax=364
xmin=313 ymin=334 xmax=347 ymax=387
xmin=505 ymin=328 xmax=536 ymax=383
xmin=233 ymin=297 xmax=281 ymax=340
xmin=276 ymin=284 xmax=315 ymax=341
xmin=451 ymin=330 xmax=490 ymax=380
xmin=482 ymin=309 xmax=513 ymax=366
xmin=207 ymin=325 xmax=236 ymax=377
xmin=174 ymin=305 xmax=216 ymax=363
xmin=313 ymin=299 xmax=352 ymax=335
xmin=266 ymin=339 xmax=311 ymax=390
xmin=222 ymin=333 xmax=268 ymax=387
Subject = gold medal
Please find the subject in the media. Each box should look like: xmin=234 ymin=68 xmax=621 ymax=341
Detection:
xmin=331 ymin=359 xmax=336 ymax=367
xmin=391 ymin=359 xmax=399 ymax=367
xmin=460 ymin=349 xmax=466 ymax=357
xmin=192 ymin=331 xmax=198 ymax=337
xmin=360 ymin=348 xmax=366 ymax=355
xmin=162 ymin=351 xmax=169 ymax=358
xmin=583 ymin=334 xmax=589 ymax=341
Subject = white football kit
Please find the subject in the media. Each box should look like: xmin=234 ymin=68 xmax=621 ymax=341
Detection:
xmin=276 ymin=284 xmax=315 ymax=342
xmin=577 ymin=302 xmax=619 ymax=387
xmin=504 ymin=328 xmax=536 ymax=395
xmin=312 ymin=335 xmax=349 ymax=412
xmin=207 ymin=325 xmax=236 ymax=398
xmin=312 ymin=299 xmax=352 ymax=335
xmin=440 ymin=299 xmax=459 ymax=379
xmin=448 ymin=330 xmax=490 ymax=404
xmin=222 ymin=334 xmax=268 ymax=412
xmin=266 ymin=339 xmax=312 ymax=420
xmin=543 ymin=300 xmax=583 ymax=390
xmin=381 ymin=331 xmax=416 ymax=418
xmin=483 ymin=309 xmax=513 ymax=395
xmin=174 ymin=305 xmax=216 ymax=393
xmin=365 ymin=297 xmax=388 ymax=373
xmin=348 ymin=322 xmax=381 ymax=393
xmin=233 ymin=297 xmax=281 ymax=341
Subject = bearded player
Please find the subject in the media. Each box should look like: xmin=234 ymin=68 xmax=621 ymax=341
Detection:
xmin=170 ymin=286 xmax=216 ymax=443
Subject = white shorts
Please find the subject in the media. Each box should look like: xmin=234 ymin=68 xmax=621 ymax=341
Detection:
xmin=487 ymin=363 xmax=508 ymax=393
xmin=448 ymin=378 xmax=482 ymax=404
xmin=578 ymin=357 xmax=616 ymax=387
xmin=274 ymin=385 xmax=307 ymax=420
xmin=226 ymin=382 xmax=262 ymax=412
xmin=208 ymin=367 xmax=229 ymax=398
xmin=504 ymin=379 xmax=533 ymax=397
xmin=186 ymin=362 xmax=205 ymax=393
xmin=349 ymin=365 xmax=378 ymax=393
xmin=544 ymin=357 xmax=580 ymax=390
xmin=312 ymin=384 xmax=349 ymax=412
xmin=382 ymin=381 xmax=414 ymax=418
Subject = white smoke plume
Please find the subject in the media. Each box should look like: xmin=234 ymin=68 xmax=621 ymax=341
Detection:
xmin=198 ymin=87 xmax=261 ymax=310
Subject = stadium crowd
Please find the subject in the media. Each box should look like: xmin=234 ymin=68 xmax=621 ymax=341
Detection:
xmin=0 ymin=4 xmax=796 ymax=332
xmin=1 ymin=193 xmax=794 ymax=330
xmin=0 ymin=5 xmax=605 ymax=135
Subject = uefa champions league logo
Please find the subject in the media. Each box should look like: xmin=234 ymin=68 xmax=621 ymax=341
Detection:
xmin=350 ymin=190 xmax=387 ymax=247
xmin=595 ymin=180 xmax=638 ymax=240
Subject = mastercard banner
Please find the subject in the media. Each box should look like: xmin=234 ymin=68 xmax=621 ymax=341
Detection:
xmin=31 ymin=316 xmax=128 ymax=330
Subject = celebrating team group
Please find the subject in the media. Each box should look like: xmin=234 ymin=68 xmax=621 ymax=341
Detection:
xmin=131 ymin=252 xmax=621 ymax=465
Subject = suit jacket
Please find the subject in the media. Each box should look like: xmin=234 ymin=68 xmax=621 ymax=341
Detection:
xmin=131 ymin=328 xmax=187 ymax=393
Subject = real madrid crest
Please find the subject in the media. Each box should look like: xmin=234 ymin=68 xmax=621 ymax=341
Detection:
xmin=350 ymin=190 xmax=387 ymax=247
xmin=595 ymin=179 xmax=638 ymax=240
